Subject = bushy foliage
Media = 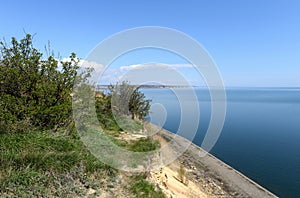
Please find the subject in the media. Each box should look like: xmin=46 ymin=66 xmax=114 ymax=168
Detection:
xmin=95 ymin=91 xmax=121 ymax=131
xmin=95 ymin=81 xmax=151 ymax=131
xmin=108 ymin=81 xmax=151 ymax=120
xmin=0 ymin=34 xmax=88 ymax=133
xmin=0 ymin=34 xmax=163 ymax=197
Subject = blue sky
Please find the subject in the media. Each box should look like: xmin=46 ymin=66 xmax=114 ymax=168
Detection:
xmin=1 ymin=0 xmax=300 ymax=87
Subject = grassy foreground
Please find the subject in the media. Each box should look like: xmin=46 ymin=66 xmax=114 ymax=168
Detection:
xmin=0 ymin=129 xmax=108 ymax=197
xmin=0 ymin=128 xmax=164 ymax=197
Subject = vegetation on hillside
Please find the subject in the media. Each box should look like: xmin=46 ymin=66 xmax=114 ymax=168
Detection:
xmin=95 ymin=81 xmax=151 ymax=131
xmin=0 ymin=130 xmax=114 ymax=197
xmin=108 ymin=81 xmax=151 ymax=120
xmin=0 ymin=34 xmax=90 ymax=133
xmin=0 ymin=35 xmax=164 ymax=197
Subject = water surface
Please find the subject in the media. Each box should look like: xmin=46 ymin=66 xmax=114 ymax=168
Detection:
xmin=143 ymin=87 xmax=300 ymax=198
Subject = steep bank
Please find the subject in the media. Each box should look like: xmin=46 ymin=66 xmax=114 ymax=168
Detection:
xmin=146 ymin=123 xmax=278 ymax=198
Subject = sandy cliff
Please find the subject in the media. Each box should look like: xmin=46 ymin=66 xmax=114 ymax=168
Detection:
xmin=146 ymin=123 xmax=278 ymax=198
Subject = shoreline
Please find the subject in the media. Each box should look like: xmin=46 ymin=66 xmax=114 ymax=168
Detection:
xmin=147 ymin=123 xmax=278 ymax=197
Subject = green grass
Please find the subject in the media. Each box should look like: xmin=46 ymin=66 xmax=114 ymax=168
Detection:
xmin=0 ymin=129 xmax=164 ymax=197
xmin=116 ymin=115 xmax=143 ymax=132
xmin=0 ymin=114 xmax=163 ymax=197
xmin=0 ymin=130 xmax=115 ymax=197
xmin=97 ymin=113 xmax=122 ymax=131
xmin=110 ymin=136 xmax=160 ymax=153
xmin=129 ymin=174 xmax=165 ymax=198
xmin=128 ymin=137 xmax=160 ymax=152
xmin=97 ymin=112 xmax=143 ymax=133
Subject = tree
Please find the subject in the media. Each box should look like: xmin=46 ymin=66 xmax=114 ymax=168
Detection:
xmin=0 ymin=34 xmax=89 ymax=133
xmin=108 ymin=81 xmax=151 ymax=120
xmin=129 ymin=88 xmax=151 ymax=119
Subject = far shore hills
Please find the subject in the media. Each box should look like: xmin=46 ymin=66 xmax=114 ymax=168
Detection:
xmin=97 ymin=84 xmax=193 ymax=89
xmin=97 ymin=84 xmax=300 ymax=89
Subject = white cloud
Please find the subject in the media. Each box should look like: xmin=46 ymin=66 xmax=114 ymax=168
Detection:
xmin=108 ymin=63 xmax=197 ymax=86
xmin=59 ymin=61 xmax=204 ymax=86
xmin=79 ymin=60 xmax=105 ymax=73
xmin=119 ymin=63 xmax=195 ymax=72
xmin=60 ymin=58 xmax=105 ymax=73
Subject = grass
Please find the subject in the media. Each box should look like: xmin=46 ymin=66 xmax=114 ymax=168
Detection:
xmin=97 ymin=112 xmax=143 ymax=133
xmin=0 ymin=111 xmax=163 ymax=196
xmin=128 ymin=137 xmax=160 ymax=152
xmin=99 ymin=115 xmax=159 ymax=153
xmin=110 ymin=136 xmax=160 ymax=153
xmin=97 ymin=113 xmax=122 ymax=131
xmin=0 ymin=128 xmax=164 ymax=197
xmin=0 ymin=130 xmax=115 ymax=197
xmin=130 ymin=174 xmax=165 ymax=198
xmin=116 ymin=115 xmax=143 ymax=132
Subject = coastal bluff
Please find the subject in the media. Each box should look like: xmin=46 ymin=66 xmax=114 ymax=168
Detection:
xmin=147 ymin=123 xmax=278 ymax=198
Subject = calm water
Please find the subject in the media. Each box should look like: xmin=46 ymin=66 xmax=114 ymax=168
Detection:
xmin=143 ymin=88 xmax=300 ymax=198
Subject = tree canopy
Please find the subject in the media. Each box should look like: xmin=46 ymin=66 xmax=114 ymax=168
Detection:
xmin=109 ymin=81 xmax=151 ymax=120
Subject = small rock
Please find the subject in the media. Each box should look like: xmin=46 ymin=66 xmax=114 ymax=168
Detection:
xmin=107 ymin=183 xmax=114 ymax=188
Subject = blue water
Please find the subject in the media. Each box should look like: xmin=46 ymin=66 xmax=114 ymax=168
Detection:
xmin=143 ymin=88 xmax=300 ymax=198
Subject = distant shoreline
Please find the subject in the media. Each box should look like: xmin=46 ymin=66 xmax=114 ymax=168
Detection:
xmin=96 ymin=84 xmax=194 ymax=89
xmin=97 ymin=84 xmax=300 ymax=90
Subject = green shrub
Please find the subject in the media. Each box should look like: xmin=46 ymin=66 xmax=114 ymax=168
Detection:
xmin=0 ymin=34 xmax=91 ymax=133
xmin=130 ymin=174 xmax=165 ymax=198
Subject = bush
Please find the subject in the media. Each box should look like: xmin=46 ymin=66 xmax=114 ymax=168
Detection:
xmin=0 ymin=34 xmax=90 ymax=133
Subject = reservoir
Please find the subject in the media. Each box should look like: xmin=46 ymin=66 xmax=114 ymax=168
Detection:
xmin=143 ymin=87 xmax=300 ymax=198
